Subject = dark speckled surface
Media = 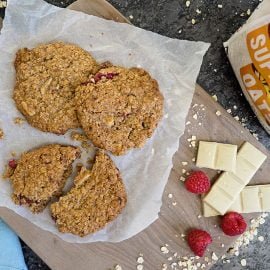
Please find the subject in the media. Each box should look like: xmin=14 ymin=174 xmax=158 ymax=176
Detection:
xmin=1 ymin=0 xmax=270 ymax=269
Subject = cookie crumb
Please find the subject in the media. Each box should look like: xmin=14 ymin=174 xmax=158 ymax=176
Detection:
xmin=182 ymin=161 xmax=188 ymax=166
xmin=168 ymin=193 xmax=173 ymax=199
xmin=186 ymin=121 xmax=191 ymax=126
xmin=218 ymin=4 xmax=223 ymax=8
xmin=0 ymin=128 xmax=4 ymax=140
xmin=216 ymin=110 xmax=221 ymax=116
xmin=191 ymin=19 xmax=196 ymax=25
xmin=247 ymin=9 xmax=251 ymax=15
xmin=114 ymin=265 xmax=122 ymax=270
xmin=14 ymin=117 xmax=25 ymax=125
xmin=70 ymin=132 xmax=93 ymax=151
xmin=227 ymin=109 xmax=232 ymax=114
xmin=129 ymin=15 xmax=134 ymax=19
xmin=193 ymin=114 xmax=198 ymax=120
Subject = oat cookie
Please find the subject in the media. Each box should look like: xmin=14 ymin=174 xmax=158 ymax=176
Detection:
xmin=51 ymin=150 xmax=127 ymax=236
xmin=10 ymin=144 xmax=80 ymax=213
xmin=75 ymin=66 xmax=164 ymax=155
xmin=13 ymin=42 xmax=99 ymax=134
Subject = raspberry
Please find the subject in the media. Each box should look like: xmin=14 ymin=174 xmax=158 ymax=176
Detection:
xmin=94 ymin=72 xmax=118 ymax=83
xmin=184 ymin=171 xmax=210 ymax=194
xmin=8 ymin=159 xmax=17 ymax=169
xmin=187 ymin=229 xmax=212 ymax=257
xmin=220 ymin=212 xmax=247 ymax=236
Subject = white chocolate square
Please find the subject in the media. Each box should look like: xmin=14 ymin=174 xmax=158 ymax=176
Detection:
xmin=203 ymin=142 xmax=267 ymax=215
xmin=196 ymin=141 xmax=237 ymax=172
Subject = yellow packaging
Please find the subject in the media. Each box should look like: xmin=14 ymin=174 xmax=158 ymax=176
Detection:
xmin=224 ymin=0 xmax=270 ymax=134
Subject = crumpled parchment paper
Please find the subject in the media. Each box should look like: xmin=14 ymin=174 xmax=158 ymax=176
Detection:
xmin=0 ymin=0 xmax=210 ymax=243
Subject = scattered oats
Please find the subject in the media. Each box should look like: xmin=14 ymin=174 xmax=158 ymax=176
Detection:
xmin=178 ymin=29 xmax=182 ymax=34
xmin=173 ymin=252 xmax=177 ymax=257
xmin=241 ymin=130 xmax=244 ymax=134
xmin=253 ymin=133 xmax=259 ymax=140
xmin=196 ymin=9 xmax=201 ymax=14
xmin=170 ymin=262 xmax=177 ymax=268
xmin=164 ymin=114 xmax=169 ymax=119
xmin=137 ymin=257 xmax=144 ymax=264
xmin=129 ymin=14 xmax=134 ymax=19
xmin=221 ymin=255 xmax=226 ymax=260
xmin=247 ymin=9 xmax=251 ymax=15
xmin=186 ymin=121 xmax=191 ymax=126
xmin=114 ymin=265 xmax=122 ymax=270
xmin=212 ymin=95 xmax=218 ymax=101
xmin=161 ymin=246 xmax=169 ymax=254
xmin=201 ymin=264 xmax=206 ymax=269
xmin=162 ymin=263 xmax=168 ymax=270
xmin=233 ymin=105 xmax=238 ymax=110
xmin=137 ymin=265 xmax=143 ymax=270
xmin=193 ymin=114 xmax=198 ymax=120
xmin=191 ymin=135 xmax=196 ymax=140
xmin=204 ymin=257 xmax=209 ymax=262
xmin=218 ymin=4 xmax=223 ymax=8
xmin=227 ymin=109 xmax=232 ymax=113
xmin=216 ymin=110 xmax=221 ymax=116
xmin=198 ymin=122 xmax=202 ymax=126
xmin=214 ymin=68 xmax=217 ymax=72
xmin=259 ymin=218 xmax=265 ymax=224
xmin=182 ymin=169 xmax=186 ymax=174
xmin=186 ymin=1 xmax=191 ymax=7
xmin=193 ymin=104 xmax=198 ymax=108
xmin=191 ymin=141 xmax=196 ymax=147
xmin=180 ymin=176 xmax=186 ymax=182
xmin=258 ymin=236 xmax=264 ymax=242
xmin=172 ymin=202 xmax=177 ymax=206
xmin=191 ymin=19 xmax=196 ymax=25
xmin=197 ymin=262 xmax=201 ymax=267
xmin=262 ymin=213 xmax=268 ymax=218
xmin=221 ymin=243 xmax=225 ymax=247
xmin=182 ymin=161 xmax=188 ymax=166
xmin=181 ymin=233 xmax=186 ymax=238
xmin=240 ymin=12 xmax=245 ymax=17
xmin=168 ymin=257 xmax=173 ymax=261
xmin=152 ymin=148 xmax=155 ymax=154
xmin=234 ymin=116 xmax=240 ymax=121
xmin=197 ymin=215 xmax=202 ymax=219
xmin=168 ymin=193 xmax=173 ymax=199
xmin=165 ymin=244 xmax=169 ymax=247
xmin=212 ymin=252 xmax=218 ymax=261
xmin=234 ymin=251 xmax=239 ymax=256
xmin=192 ymin=158 xmax=196 ymax=162
xmin=0 ymin=1 xmax=7 ymax=8
xmin=241 ymin=259 xmax=247 ymax=266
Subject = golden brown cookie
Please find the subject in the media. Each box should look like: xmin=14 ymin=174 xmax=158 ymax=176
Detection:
xmin=51 ymin=150 xmax=127 ymax=236
xmin=75 ymin=66 xmax=164 ymax=155
xmin=10 ymin=144 xmax=80 ymax=213
xmin=13 ymin=42 xmax=99 ymax=134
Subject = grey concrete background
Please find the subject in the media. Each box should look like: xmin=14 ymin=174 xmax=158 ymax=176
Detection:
xmin=1 ymin=0 xmax=270 ymax=269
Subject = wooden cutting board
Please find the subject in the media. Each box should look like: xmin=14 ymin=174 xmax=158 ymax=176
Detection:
xmin=0 ymin=1 xmax=270 ymax=269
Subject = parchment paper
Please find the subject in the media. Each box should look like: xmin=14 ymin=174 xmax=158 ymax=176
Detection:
xmin=0 ymin=0 xmax=210 ymax=243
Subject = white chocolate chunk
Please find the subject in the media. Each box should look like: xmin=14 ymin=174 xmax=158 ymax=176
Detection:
xmin=203 ymin=142 xmax=267 ymax=215
xmin=196 ymin=141 xmax=237 ymax=172
xmin=203 ymin=184 xmax=270 ymax=217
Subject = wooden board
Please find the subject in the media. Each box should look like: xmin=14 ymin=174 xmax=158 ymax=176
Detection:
xmin=0 ymin=1 xmax=270 ymax=270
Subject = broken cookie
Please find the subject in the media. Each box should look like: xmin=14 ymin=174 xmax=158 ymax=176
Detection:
xmin=51 ymin=150 xmax=127 ymax=236
xmin=10 ymin=144 xmax=80 ymax=213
